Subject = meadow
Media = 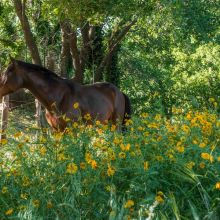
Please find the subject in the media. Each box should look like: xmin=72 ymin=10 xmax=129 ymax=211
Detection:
xmin=0 ymin=105 xmax=220 ymax=220
xmin=0 ymin=0 xmax=219 ymax=219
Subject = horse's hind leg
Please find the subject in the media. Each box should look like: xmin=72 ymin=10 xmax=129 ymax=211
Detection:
xmin=111 ymin=107 xmax=125 ymax=132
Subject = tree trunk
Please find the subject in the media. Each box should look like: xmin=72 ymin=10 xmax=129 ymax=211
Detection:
xmin=0 ymin=95 xmax=9 ymax=140
xmin=46 ymin=50 xmax=56 ymax=72
xmin=69 ymin=30 xmax=84 ymax=83
xmin=13 ymin=0 xmax=42 ymax=127
xmin=63 ymin=20 xmax=136 ymax=84
xmin=60 ymin=21 xmax=71 ymax=78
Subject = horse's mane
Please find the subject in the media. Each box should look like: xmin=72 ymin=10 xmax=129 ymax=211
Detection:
xmin=16 ymin=60 xmax=61 ymax=80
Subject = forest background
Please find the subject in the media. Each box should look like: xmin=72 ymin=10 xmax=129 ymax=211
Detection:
xmin=0 ymin=0 xmax=219 ymax=116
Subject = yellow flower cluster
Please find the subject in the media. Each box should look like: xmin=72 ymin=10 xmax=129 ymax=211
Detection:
xmin=66 ymin=163 xmax=78 ymax=174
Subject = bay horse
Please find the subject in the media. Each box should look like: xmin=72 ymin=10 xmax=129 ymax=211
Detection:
xmin=0 ymin=59 xmax=131 ymax=131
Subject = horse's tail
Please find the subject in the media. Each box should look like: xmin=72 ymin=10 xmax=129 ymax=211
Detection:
xmin=122 ymin=93 xmax=131 ymax=131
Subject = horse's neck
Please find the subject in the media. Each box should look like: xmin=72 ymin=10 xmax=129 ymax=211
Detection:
xmin=23 ymin=71 xmax=63 ymax=111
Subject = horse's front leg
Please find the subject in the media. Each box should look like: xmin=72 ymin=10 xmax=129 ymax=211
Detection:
xmin=45 ymin=110 xmax=67 ymax=131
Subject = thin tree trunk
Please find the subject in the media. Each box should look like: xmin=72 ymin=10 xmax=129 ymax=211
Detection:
xmin=13 ymin=0 xmax=41 ymax=65
xmin=67 ymin=25 xmax=84 ymax=83
xmin=13 ymin=0 xmax=42 ymax=127
xmin=47 ymin=50 xmax=56 ymax=72
xmin=0 ymin=95 xmax=9 ymax=140
xmin=60 ymin=21 xmax=71 ymax=78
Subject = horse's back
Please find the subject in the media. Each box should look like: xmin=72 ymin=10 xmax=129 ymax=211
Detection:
xmin=85 ymin=82 xmax=125 ymax=122
xmin=64 ymin=80 xmax=125 ymax=123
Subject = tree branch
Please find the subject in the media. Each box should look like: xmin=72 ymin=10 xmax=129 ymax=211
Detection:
xmin=63 ymin=21 xmax=83 ymax=83
xmin=13 ymin=0 xmax=41 ymax=65
xmin=95 ymin=19 xmax=137 ymax=81
xmin=80 ymin=22 xmax=92 ymax=71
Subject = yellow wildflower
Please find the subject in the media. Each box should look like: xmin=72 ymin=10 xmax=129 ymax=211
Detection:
xmin=85 ymin=152 xmax=92 ymax=163
xmin=66 ymin=163 xmax=78 ymax=174
xmin=39 ymin=146 xmax=47 ymax=156
xmin=73 ymin=102 xmax=79 ymax=109
xmin=143 ymin=161 xmax=149 ymax=170
xmin=22 ymin=176 xmax=30 ymax=187
xmin=144 ymin=131 xmax=149 ymax=136
xmin=54 ymin=132 xmax=63 ymax=141
xmin=157 ymin=191 xmax=164 ymax=196
xmin=96 ymin=128 xmax=103 ymax=135
xmin=80 ymin=162 xmax=86 ymax=170
xmin=125 ymin=144 xmax=131 ymax=151
xmin=0 ymin=139 xmax=7 ymax=145
xmin=13 ymin=132 xmax=22 ymax=138
xmin=113 ymin=137 xmax=121 ymax=145
xmin=138 ymin=126 xmax=144 ymax=131
xmin=182 ymin=125 xmax=190 ymax=133
xmin=155 ymin=195 xmax=164 ymax=203
xmin=125 ymin=119 xmax=133 ymax=126
xmin=72 ymin=122 xmax=78 ymax=128
xmin=155 ymin=191 xmax=164 ymax=203
xmin=2 ymin=186 xmax=8 ymax=194
xmin=201 ymin=152 xmax=214 ymax=162
xmin=148 ymin=122 xmax=159 ymax=129
xmin=141 ymin=112 xmax=148 ymax=118
xmin=176 ymin=145 xmax=185 ymax=153
xmin=120 ymin=143 xmax=125 ymax=151
xmin=215 ymin=182 xmax=220 ymax=190
xmin=109 ymin=151 xmax=116 ymax=160
xmin=90 ymin=160 xmax=98 ymax=169
xmin=199 ymin=143 xmax=206 ymax=148
xmin=186 ymin=161 xmax=195 ymax=169
xmin=58 ymin=152 xmax=66 ymax=161
xmin=118 ymin=152 xmax=126 ymax=159
xmin=84 ymin=113 xmax=91 ymax=120
xmin=155 ymin=114 xmax=161 ymax=121
xmin=20 ymin=193 xmax=28 ymax=200
xmin=186 ymin=112 xmax=191 ymax=120
xmin=107 ymin=165 xmax=116 ymax=177
xmin=156 ymin=156 xmax=163 ymax=161
xmin=111 ymin=125 xmax=116 ymax=131
xmin=5 ymin=208 xmax=13 ymax=215
xmin=192 ymin=139 xmax=198 ymax=145
xmin=124 ymin=200 xmax=134 ymax=208
xmin=32 ymin=199 xmax=40 ymax=207
xmin=96 ymin=120 xmax=101 ymax=126
xmin=199 ymin=162 xmax=206 ymax=169
xmin=120 ymin=143 xmax=130 ymax=151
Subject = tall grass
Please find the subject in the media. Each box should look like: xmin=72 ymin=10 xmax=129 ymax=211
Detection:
xmin=0 ymin=109 xmax=220 ymax=219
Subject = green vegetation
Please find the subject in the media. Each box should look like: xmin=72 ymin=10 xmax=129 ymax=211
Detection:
xmin=0 ymin=0 xmax=220 ymax=219
xmin=1 ymin=110 xmax=220 ymax=219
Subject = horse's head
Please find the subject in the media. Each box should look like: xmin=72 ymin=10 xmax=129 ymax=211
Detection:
xmin=0 ymin=58 xmax=24 ymax=100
